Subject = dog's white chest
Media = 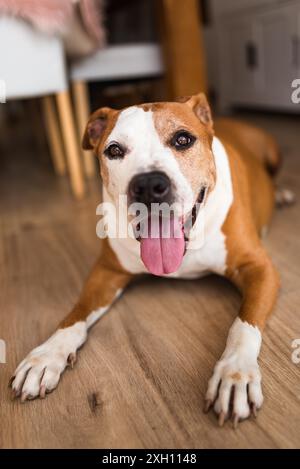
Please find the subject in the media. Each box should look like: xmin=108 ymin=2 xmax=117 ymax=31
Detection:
xmin=108 ymin=137 xmax=233 ymax=279
xmin=168 ymin=232 xmax=230 ymax=279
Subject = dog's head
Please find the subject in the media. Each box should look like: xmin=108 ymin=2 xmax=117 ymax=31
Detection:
xmin=83 ymin=93 xmax=216 ymax=275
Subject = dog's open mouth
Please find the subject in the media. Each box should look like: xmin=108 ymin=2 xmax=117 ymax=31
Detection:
xmin=134 ymin=187 xmax=206 ymax=276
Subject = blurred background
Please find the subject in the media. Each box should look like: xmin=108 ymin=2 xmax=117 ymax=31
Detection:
xmin=0 ymin=0 xmax=299 ymax=203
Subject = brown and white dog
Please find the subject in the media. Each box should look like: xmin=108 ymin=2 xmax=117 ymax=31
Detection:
xmin=11 ymin=93 xmax=283 ymax=427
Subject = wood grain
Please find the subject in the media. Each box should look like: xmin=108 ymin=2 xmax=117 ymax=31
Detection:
xmin=72 ymin=81 xmax=96 ymax=178
xmin=56 ymin=90 xmax=85 ymax=199
xmin=0 ymin=113 xmax=300 ymax=448
xmin=156 ymin=0 xmax=208 ymax=100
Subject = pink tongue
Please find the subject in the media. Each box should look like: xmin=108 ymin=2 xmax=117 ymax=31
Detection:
xmin=140 ymin=215 xmax=185 ymax=276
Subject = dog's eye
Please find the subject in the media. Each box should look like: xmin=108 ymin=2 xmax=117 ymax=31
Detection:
xmin=104 ymin=143 xmax=125 ymax=159
xmin=171 ymin=131 xmax=196 ymax=150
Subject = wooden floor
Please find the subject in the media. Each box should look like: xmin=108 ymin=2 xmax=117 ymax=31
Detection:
xmin=1 ymin=112 xmax=300 ymax=449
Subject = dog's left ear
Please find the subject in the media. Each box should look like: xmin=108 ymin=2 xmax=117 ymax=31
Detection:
xmin=82 ymin=107 xmax=114 ymax=151
xmin=179 ymin=93 xmax=214 ymax=133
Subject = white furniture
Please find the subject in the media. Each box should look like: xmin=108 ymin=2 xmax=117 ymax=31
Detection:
xmin=0 ymin=16 xmax=85 ymax=197
xmin=213 ymin=0 xmax=300 ymax=112
xmin=70 ymin=43 xmax=164 ymax=176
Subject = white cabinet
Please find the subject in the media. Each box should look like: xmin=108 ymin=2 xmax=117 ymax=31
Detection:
xmin=227 ymin=21 xmax=257 ymax=103
xmin=255 ymin=4 xmax=297 ymax=107
xmin=218 ymin=0 xmax=300 ymax=112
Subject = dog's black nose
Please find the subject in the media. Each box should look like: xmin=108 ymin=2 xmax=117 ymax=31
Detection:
xmin=128 ymin=171 xmax=171 ymax=205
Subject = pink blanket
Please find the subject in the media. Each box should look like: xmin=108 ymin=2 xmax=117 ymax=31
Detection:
xmin=0 ymin=0 xmax=105 ymax=50
xmin=0 ymin=0 xmax=73 ymax=34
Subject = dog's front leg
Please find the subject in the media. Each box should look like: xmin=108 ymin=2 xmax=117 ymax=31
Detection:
xmin=205 ymin=248 xmax=280 ymax=426
xmin=11 ymin=241 xmax=132 ymax=401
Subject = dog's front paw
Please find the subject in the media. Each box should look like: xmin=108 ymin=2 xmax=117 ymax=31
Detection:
xmin=204 ymin=356 xmax=263 ymax=428
xmin=10 ymin=322 xmax=87 ymax=401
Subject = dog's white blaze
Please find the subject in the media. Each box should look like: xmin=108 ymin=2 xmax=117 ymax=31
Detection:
xmin=108 ymin=136 xmax=234 ymax=278
xmin=104 ymin=106 xmax=194 ymax=211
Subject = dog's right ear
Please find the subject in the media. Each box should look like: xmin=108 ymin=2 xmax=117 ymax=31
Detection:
xmin=82 ymin=107 xmax=114 ymax=151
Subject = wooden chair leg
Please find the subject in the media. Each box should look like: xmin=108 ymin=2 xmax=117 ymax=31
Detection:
xmin=56 ymin=90 xmax=85 ymax=198
xmin=72 ymin=80 xmax=95 ymax=177
xmin=42 ymin=96 xmax=66 ymax=176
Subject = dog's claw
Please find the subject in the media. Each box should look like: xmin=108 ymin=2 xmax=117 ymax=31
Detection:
xmin=39 ymin=385 xmax=46 ymax=399
xmin=251 ymin=404 xmax=257 ymax=418
xmin=8 ymin=376 xmax=15 ymax=388
xmin=233 ymin=414 xmax=239 ymax=429
xmin=218 ymin=411 xmax=226 ymax=427
xmin=68 ymin=352 xmax=76 ymax=369
xmin=203 ymin=399 xmax=212 ymax=413
xmin=11 ymin=388 xmax=18 ymax=400
xmin=21 ymin=391 xmax=28 ymax=403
